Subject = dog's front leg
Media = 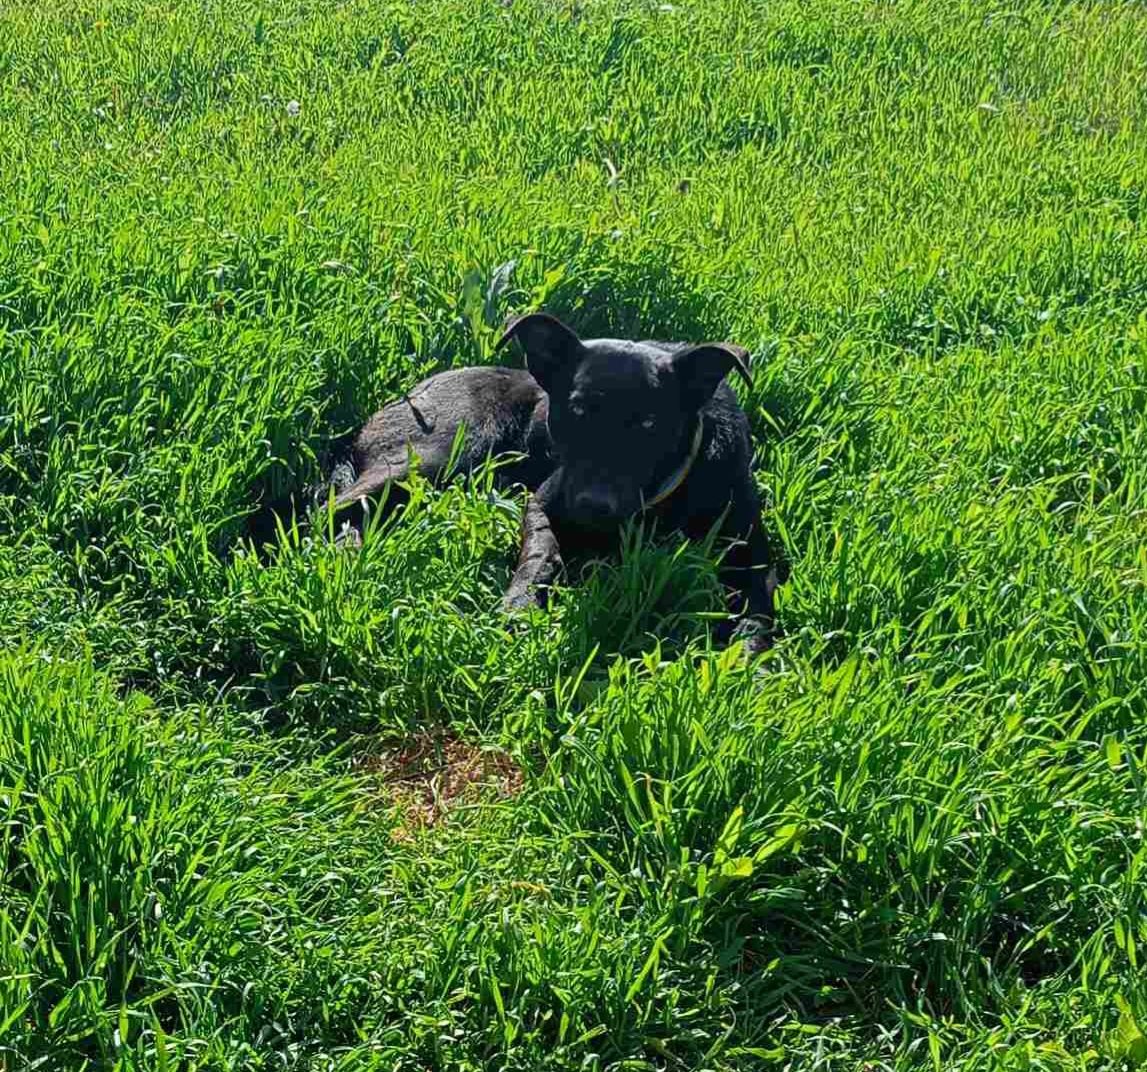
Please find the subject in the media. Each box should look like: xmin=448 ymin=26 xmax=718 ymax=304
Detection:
xmin=503 ymin=475 xmax=564 ymax=613
xmin=718 ymin=495 xmax=783 ymax=655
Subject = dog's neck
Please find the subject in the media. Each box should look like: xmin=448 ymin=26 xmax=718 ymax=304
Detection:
xmin=643 ymin=419 xmax=704 ymax=509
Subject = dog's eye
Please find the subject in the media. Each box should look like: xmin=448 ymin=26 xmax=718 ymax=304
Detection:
xmin=641 ymin=416 xmax=656 ymax=430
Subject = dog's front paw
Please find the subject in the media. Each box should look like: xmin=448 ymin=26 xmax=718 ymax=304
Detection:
xmin=502 ymin=589 xmax=533 ymax=615
xmin=501 ymin=582 xmax=548 ymax=619
xmin=730 ymin=616 xmax=778 ymax=657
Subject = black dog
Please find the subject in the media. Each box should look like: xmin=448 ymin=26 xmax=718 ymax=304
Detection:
xmin=327 ymin=312 xmax=782 ymax=652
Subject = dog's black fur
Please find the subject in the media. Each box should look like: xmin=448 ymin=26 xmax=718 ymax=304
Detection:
xmin=317 ymin=312 xmax=782 ymax=652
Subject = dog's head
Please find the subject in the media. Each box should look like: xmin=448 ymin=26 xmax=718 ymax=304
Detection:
xmin=497 ymin=311 xmax=751 ymax=528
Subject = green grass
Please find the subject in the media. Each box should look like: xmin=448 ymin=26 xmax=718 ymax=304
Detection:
xmin=1 ymin=0 xmax=1146 ymax=1067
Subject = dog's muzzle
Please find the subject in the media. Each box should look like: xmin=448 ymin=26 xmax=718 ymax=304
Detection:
xmin=571 ymin=487 xmax=621 ymax=525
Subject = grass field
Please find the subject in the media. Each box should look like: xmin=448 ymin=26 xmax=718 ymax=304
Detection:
xmin=2 ymin=0 xmax=1146 ymax=1067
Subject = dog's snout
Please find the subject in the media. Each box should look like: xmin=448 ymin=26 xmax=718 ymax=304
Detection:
xmin=573 ymin=488 xmax=620 ymax=521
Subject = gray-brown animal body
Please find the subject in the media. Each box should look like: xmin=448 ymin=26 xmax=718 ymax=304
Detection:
xmin=332 ymin=312 xmax=782 ymax=652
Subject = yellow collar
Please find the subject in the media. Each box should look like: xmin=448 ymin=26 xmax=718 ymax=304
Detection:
xmin=643 ymin=420 xmax=704 ymax=509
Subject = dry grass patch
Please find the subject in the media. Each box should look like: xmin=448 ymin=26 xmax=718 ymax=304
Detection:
xmin=356 ymin=732 xmax=525 ymax=840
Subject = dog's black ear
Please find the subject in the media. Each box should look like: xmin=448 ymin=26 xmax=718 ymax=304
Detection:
xmin=495 ymin=312 xmax=582 ymax=391
xmin=671 ymin=342 xmax=752 ymax=408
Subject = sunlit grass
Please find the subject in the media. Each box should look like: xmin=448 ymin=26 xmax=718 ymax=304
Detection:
xmin=1 ymin=0 xmax=1145 ymax=1067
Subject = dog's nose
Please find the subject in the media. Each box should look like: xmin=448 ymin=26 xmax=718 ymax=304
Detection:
xmin=573 ymin=489 xmax=620 ymax=522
